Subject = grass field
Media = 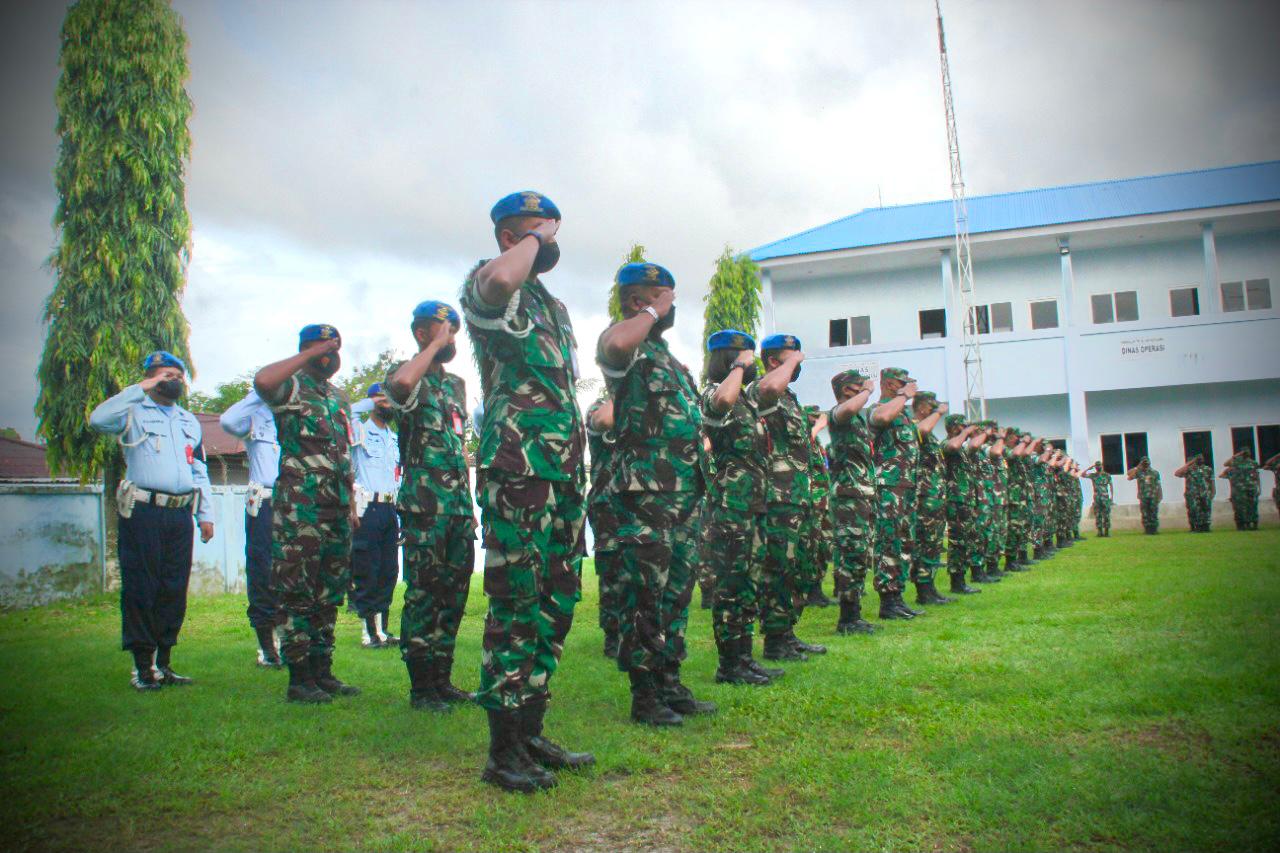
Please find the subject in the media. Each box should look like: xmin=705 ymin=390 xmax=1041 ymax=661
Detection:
xmin=2 ymin=527 xmax=1279 ymax=852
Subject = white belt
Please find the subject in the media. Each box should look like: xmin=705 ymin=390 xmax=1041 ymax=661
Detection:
xmin=249 ymin=483 xmax=273 ymax=498
xmin=133 ymin=487 xmax=195 ymax=509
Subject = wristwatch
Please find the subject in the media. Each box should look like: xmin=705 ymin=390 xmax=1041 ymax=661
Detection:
xmin=643 ymin=305 xmax=660 ymax=322
xmin=520 ymin=230 xmax=544 ymax=247
xmin=728 ymin=362 xmax=745 ymax=372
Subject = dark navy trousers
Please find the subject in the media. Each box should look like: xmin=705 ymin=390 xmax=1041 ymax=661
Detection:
xmin=244 ymin=503 xmax=282 ymax=627
xmin=118 ymin=502 xmax=193 ymax=653
xmin=351 ymin=502 xmax=400 ymax=618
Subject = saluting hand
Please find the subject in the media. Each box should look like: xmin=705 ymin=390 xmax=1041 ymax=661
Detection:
xmin=139 ymin=368 xmax=181 ymax=392
xmin=649 ymin=289 xmax=675 ymax=318
xmin=531 ymin=218 xmax=560 ymax=243
xmin=733 ymin=350 xmax=756 ymax=369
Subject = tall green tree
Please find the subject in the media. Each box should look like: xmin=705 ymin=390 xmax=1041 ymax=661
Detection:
xmin=36 ymin=0 xmax=194 ymax=485
xmin=607 ymin=242 xmax=646 ymax=324
xmin=700 ymin=245 xmax=763 ymax=379
xmin=186 ymin=374 xmax=255 ymax=414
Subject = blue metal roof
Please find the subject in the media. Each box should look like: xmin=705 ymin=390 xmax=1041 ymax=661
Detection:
xmin=749 ymin=161 xmax=1280 ymax=262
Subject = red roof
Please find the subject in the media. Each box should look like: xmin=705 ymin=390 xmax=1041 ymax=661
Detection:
xmin=195 ymin=413 xmax=245 ymax=458
xmin=0 ymin=436 xmax=54 ymax=480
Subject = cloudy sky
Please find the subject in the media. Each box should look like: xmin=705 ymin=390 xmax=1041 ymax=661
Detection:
xmin=2 ymin=0 xmax=1278 ymax=439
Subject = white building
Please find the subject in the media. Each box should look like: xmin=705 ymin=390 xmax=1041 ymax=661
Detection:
xmin=749 ymin=161 xmax=1280 ymax=514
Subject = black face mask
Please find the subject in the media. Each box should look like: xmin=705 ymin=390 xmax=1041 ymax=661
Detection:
xmin=434 ymin=343 xmax=457 ymax=364
xmin=740 ymin=364 xmax=759 ymax=384
xmin=312 ymin=353 xmax=341 ymax=378
xmin=155 ymin=379 xmax=184 ymax=400
xmin=374 ymin=403 xmax=394 ymax=419
xmin=531 ymin=240 xmax=560 ymax=274
xmin=648 ymin=305 xmax=676 ymax=340
xmin=791 ymin=363 xmax=802 ymax=382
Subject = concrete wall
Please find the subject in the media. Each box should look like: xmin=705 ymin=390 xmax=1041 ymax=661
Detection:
xmin=0 ymin=483 xmax=105 ymax=609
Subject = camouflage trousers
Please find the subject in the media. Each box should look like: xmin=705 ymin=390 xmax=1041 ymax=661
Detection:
xmin=760 ymin=502 xmax=807 ymax=636
xmin=474 ymin=471 xmax=585 ymax=712
xmin=1185 ymin=493 xmax=1212 ymax=531
xmin=799 ymin=496 xmax=833 ymax=595
xmin=1139 ymin=498 xmax=1160 ymax=534
xmin=588 ymin=500 xmax=622 ymax=637
xmin=1093 ymin=498 xmax=1112 ymax=535
xmin=611 ymin=490 xmax=700 ymax=673
xmin=872 ymin=486 xmax=916 ymax=595
xmin=945 ymin=500 xmax=974 ymax=579
xmin=705 ymin=505 xmax=766 ymax=647
xmin=694 ymin=501 xmax=717 ymax=601
xmin=832 ymin=493 xmax=876 ymax=604
xmin=270 ymin=505 xmax=351 ymax=665
xmin=971 ymin=501 xmax=994 ymax=575
xmin=1230 ymin=489 xmax=1259 ymax=529
xmin=912 ymin=502 xmax=945 ymax=584
xmin=1055 ymin=494 xmax=1074 ymax=542
xmin=1006 ymin=500 xmax=1030 ymax=557
xmin=987 ymin=503 xmax=1009 ymax=569
xmin=399 ymin=512 xmax=476 ymax=664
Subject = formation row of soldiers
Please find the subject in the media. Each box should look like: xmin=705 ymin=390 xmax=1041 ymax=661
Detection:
xmin=86 ymin=190 xmax=1274 ymax=796
xmin=1118 ymin=451 xmax=1275 ymax=536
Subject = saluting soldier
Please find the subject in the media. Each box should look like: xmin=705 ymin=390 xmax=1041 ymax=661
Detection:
xmin=599 ymin=261 xmax=715 ymax=726
xmin=941 ymin=414 xmax=981 ymax=594
xmin=1082 ymin=461 xmax=1113 ymax=537
xmin=826 ymin=368 xmax=880 ymax=633
xmin=909 ymin=391 xmax=952 ymax=604
xmin=868 ymin=367 xmax=926 ymax=617
xmin=462 ymin=191 xmax=593 ymax=793
xmin=1174 ymin=454 xmax=1214 ymax=532
xmin=349 ymin=384 xmax=402 ymax=648
xmin=1003 ymin=429 xmax=1034 ymax=568
xmin=1220 ymin=450 xmax=1261 ymax=531
xmin=801 ymin=406 xmax=834 ymax=608
xmin=220 ymin=388 xmax=286 ymax=667
xmin=90 ymin=351 xmax=214 ymax=690
xmin=254 ymin=324 xmax=360 ymax=704
xmin=1127 ymin=457 xmax=1162 ymax=534
xmin=384 ymin=301 xmax=477 ymax=712
xmin=585 ymin=395 xmax=623 ymax=659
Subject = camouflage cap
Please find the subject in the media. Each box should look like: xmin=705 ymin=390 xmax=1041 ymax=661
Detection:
xmin=881 ymin=366 xmax=911 ymax=382
xmin=830 ymin=368 xmax=867 ymax=396
xmin=944 ymin=414 xmax=966 ymax=430
xmin=913 ymin=391 xmax=938 ymax=405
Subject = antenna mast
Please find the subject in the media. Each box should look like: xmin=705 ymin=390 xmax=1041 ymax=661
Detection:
xmin=935 ymin=0 xmax=986 ymax=420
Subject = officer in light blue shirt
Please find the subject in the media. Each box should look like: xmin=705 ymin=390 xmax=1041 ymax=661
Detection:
xmin=220 ymin=390 xmax=285 ymax=667
xmin=349 ymin=383 xmax=402 ymax=647
xmin=89 ymin=351 xmax=214 ymax=691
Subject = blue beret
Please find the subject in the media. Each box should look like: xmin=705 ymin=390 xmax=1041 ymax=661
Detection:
xmin=490 ymin=191 xmax=561 ymax=224
xmin=142 ymin=350 xmax=186 ymax=373
xmin=616 ymin=262 xmax=675 ymax=289
xmin=298 ymin=324 xmax=340 ymax=347
xmin=367 ymin=383 xmax=383 ymax=398
xmin=707 ymin=330 xmax=756 ymax=352
xmin=412 ymin=300 xmax=460 ymax=326
xmin=761 ymin=333 xmax=802 ymax=352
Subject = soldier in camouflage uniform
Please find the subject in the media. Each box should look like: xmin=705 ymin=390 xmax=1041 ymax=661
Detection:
xmin=1033 ymin=447 xmax=1058 ymax=558
xmin=941 ymin=415 xmax=981 ymax=594
xmin=827 ymin=368 xmax=879 ymax=633
xmin=1070 ymin=462 xmax=1085 ymax=539
xmin=703 ymin=330 xmax=795 ymax=683
xmin=1221 ymin=451 xmax=1261 ymax=530
xmin=384 ymin=301 xmax=477 ymax=713
xmin=1264 ymin=453 xmax=1280 ymax=518
xmin=254 ymin=324 xmax=359 ymax=705
xmin=758 ymin=334 xmax=829 ymax=658
xmin=1053 ymin=455 xmax=1075 ymax=546
xmin=987 ymin=425 xmax=1011 ymax=576
xmin=909 ymin=392 xmax=954 ymax=604
xmin=1127 ymin=457 xmax=1162 ymax=534
xmin=801 ymin=406 xmax=835 ymax=608
xmin=1174 ymin=454 xmax=1214 ymax=532
xmin=869 ymin=367 xmax=927 ymax=617
xmin=1083 ymin=461 xmax=1113 ymax=537
xmin=585 ymin=396 xmax=623 ymax=657
xmin=1002 ymin=429 xmax=1033 ymax=569
xmin=462 ymin=191 xmax=593 ymax=793
xmin=969 ymin=424 xmax=1000 ymax=583
xmin=599 ymin=261 xmax=715 ymax=725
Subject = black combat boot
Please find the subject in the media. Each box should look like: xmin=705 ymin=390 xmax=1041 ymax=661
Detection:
xmin=742 ymin=637 xmax=785 ymax=679
xmin=714 ymin=636 xmax=771 ymax=685
xmin=310 ymin=653 xmax=360 ymax=696
xmin=763 ymin=633 xmax=808 ymax=660
xmin=407 ymin=657 xmax=449 ymax=712
xmin=521 ymin=697 xmax=595 ymax=770
xmin=1003 ymin=553 xmax=1025 ymax=572
xmin=436 ymin=653 xmax=474 ymax=705
xmin=285 ymin=659 xmax=332 ymax=704
xmin=949 ymin=573 xmax=981 ymax=595
xmin=788 ymin=629 xmax=827 ymax=655
xmin=255 ymin=624 xmax=284 ymax=667
xmin=835 ymin=597 xmax=876 ymax=634
xmin=986 ymin=561 xmax=1007 ymax=579
xmin=131 ymin=648 xmax=161 ymax=692
xmin=155 ymin=647 xmax=193 ymax=686
xmin=878 ymin=592 xmax=913 ymax=619
xmin=629 ymin=670 xmax=683 ymax=726
xmin=481 ymin=708 xmax=551 ymax=793
xmin=602 ymin=631 xmax=620 ymax=659
xmin=893 ymin=592 xmax=925 ymax=617
xmin=805 ymin=586 xmax=833 ymax=608
xmin=914 ymin=580 xmax=953 ymax=605
xmin=657 ymin=661 xmax=718 ymax=715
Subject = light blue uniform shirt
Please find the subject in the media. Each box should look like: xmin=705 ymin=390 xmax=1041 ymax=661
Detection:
xmin=219 ymin=391 xmax=280 ymax=487
xmin=89 ymin=384 xmax=214 ymax=523
xmin=351 ymin=413 xmax=400 ymax=496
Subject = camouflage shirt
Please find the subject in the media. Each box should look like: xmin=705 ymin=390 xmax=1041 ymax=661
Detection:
xmin=388 ymin=367 xmax=472 ymax=518
xmin=461 ymin=265 xmax=585 ymax=484
xmin=869 ymin=398 xmax=919 ymax=495
xmin=1225 ymin=457 xmax=1261 ymax=494
xmin=585 ymin=396 xmax=617 ymax=508
xmin=701 ymin=380 xmax=771 ymax=513
xmin=268 ymin=370 xmax=354 ymax=520
xmin=1085 ymin=469 xmax=1113 ymax=502
xmin=1135 ymin=467 xmax=1162 ymax=502
xmin=943 ymin=443 xmax=974 ymax=504
xmin=917 ymin=429 xmax=946 ymax=512
xmin=1007 ymin=453 xmax=1029 ymax=506
xmin=763 ymin=389 xmax=812 ymax=505
xmin=809 ymin=439 xmax=831 ymax=503
xmin=992 ymin=449 xmax=1009 ymax=505
xmin=826 ymin=409 xmax=875 ymax=501
xmin=974 ymin=451 xmax=996 ymax=507
xmin=599 ymin=335 xmax=704 ymax=493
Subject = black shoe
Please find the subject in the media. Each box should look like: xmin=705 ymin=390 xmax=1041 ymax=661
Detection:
xmin=742 ymin=639 xmax=785 ymax=678
xmin=658 ymin=664 xmax=718 ymax=715
xmin=763 ymin=634 xmax=808 ymax=660
xmin=893 ymin=593 xmax=925 ymax=617
xmin=285 ymin=661 xmax=332 ymax=704
xmin=436 ymin=657 xmax=474 ymax=705
xmin=157 ymin=666 xmax=193 ymax=686
xmin=130 ymin=668 xmax=162 ymax=692
xmin=310 ymin=654 xmax=360 ymax=697
xmin=878 ymin=593 xmax=913 ymax=619
xmin=629 ymin=671 xmax=683 ymax=726
xmin=835 ymin=599 xmax=877 ymax=634
xmin=521 ymin=698 xmax=594 ymax=770
xmin=716 ymin=654 xmax=771 ymax=685
xmin=805 ymin=587 xmax=833 ymax=608
xmin=362 ymin=615 xmax=384 ymax=649
xmin=481 ymin=709 xmax=552 ymax=793
xmin=602 ymin=632 xmax=620 ymax=659
xmin=788 ymin=630 xmax=827 ymax=654
xmin=407 ymin=658 xmax=450 ymax=712
xmin=914 ymin=581 xmax=953 ymax=605
xmin=949 ymin=575 xmax=981 ymax=595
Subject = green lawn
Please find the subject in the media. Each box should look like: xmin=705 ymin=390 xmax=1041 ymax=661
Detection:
xmin=2 ymin=528 xmax=1279 ymax=852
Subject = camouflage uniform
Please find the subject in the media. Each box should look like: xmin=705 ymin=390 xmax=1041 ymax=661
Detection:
xmin=388 ymin=368 xmax=476 ymax=669
xmin=988 ymin=450 xmax=1010 ymax=572
xmin=1224 ymin=457 xmax=1261 ymax=530
xmin=801 ymin=438 xmax=833 ymax=599
xmin=972 ymin=450 xmax=997 ymax=577
xmin=1084 ymin=469 xmax=1113 ymax=536
xmin=1182 ymin=462 xmax=1215 ymax=532
xmin=1005 ymin=450 xmax=1032 ymax=562
xmin=761 ymin=389 xmax=813 ymax=636
xmin=828 ymin=409 xmax=877 ymax=603
xmin=869 ymin=398 xmax=918 ymax=594
xmin=943 ymin=441 xmax=976 ymax=581
xmin=268 ymin=370 xmax=355 ymax=665
xmin=1030 ymin=456 xmax=1053 ymax=554
xmin=461 ymin=266 xmax=587 ymax=712
xmin=912 ymin=428 xmax=946 ymax=584
xmin=702 ymin=381 xmax=771 ymax=651
xmin=1135 ymin=467 xmax=1162 ymax=534
xmin=599 ymin=337 xmax=705 ymax=674
xmin=694 ymin=452 xmax=719 ymax=605
xmin=585 ymin=397 xmax=622 ymax=649
xmin=1053 ymin=467 xmax=1073 ymax=545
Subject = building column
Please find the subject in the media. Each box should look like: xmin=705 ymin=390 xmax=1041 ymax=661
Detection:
xmin=760 ymin=269 xmax=776 ymax=336
xmin=1202 ymin=222 xmax=1220 ymax=313
xmin=1059 ymin=237 xmax=1091 ymax=469
xmin=940 ymin=249 xmax=965 ymax=407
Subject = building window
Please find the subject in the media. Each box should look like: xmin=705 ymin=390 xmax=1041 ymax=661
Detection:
xmin=1100 ymin=431 xmax=1148 ymax=473
xmin=1046 ymin=438 xmax=1067 ymax=452
xmin=1092 ymin=290 xmax=1139 ymax=324
xmin=1169 ymin=286 xmax=1199 ymax=318
xmin=850 ymin=315 xmax=871 ymax=345
xmin=918 ymin=308 xmax=946 ymax=339
xmin=1182 ymin=430 xmax=1213 ymax=469
xmin=1029 ymin=299 xmax=1059 ymax=330
xmin=1231 ymin=423 xmax=1280 ymax=462
xmin=969 ymin=302 xmax=1012 ymax=334
xmin=829 ymin=319 xmax=848 ymax=347
xmin=1221 ymin=278 xmax=1272 ymax=312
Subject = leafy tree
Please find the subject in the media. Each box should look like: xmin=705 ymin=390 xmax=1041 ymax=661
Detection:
xmin=186 ymin=374 xmax=254 ymax=414
xmin=700 ymin=245 xmax=762 ymax=380
xmin=607 ymin=242 xmax=646 ymax=324
xmin=0 ymin=428 xmax=21 ymax=441
xmin=36 ymin=0 xmax=194 ymax=486
xmin=339 ymin=349 xmax=401 ymax=404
